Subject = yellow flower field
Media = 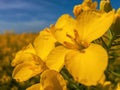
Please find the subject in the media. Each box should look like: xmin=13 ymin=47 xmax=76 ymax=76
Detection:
xmin=0 ymin=32 xmax=38 ymax=90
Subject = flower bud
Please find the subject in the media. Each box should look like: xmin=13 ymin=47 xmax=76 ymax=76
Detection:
xmin=100 ymin=0 xmax=112 ymax=12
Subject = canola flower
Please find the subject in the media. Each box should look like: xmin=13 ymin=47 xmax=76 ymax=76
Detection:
xmin=45 ymin=1 xmax=114 ymax=86
xmin=11 ymin=28 xmax=57 ymax=82
xmin=11 ymin=0 xmax=120 ymax=90
xmin=11 ymin=29 xmax=67 ymax=90
xmin=47 ymin=12 xmax=113 ymax=86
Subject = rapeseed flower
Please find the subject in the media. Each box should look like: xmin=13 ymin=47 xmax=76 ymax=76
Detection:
xmin=11 ymin=29 xmax=67 ymax=90
xmin=45 ymin=9 xmax=114 ymax=86
xmin=11 ymin=43 xmax=47 ymax=82
xmin=26 ymin=70 xmax=67 ymax=90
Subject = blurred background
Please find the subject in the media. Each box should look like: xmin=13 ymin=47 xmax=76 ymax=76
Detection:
xmin=0 ymin=0 xmax=119 ymax=33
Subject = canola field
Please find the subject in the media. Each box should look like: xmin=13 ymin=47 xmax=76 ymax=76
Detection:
xmin=0 ymin=32 xmax=39 ymax=90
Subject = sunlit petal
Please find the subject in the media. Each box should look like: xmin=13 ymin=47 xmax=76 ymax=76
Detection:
xmin=52 ymin=14 xmax=76 ymax=45
xmin=65 ymin=43 xmax=108 ymax=86
xmin=11 ymin=44 xmax=36 ymax=66
xmin=12 ymin=60 xmax=46 ymax=82
xmin=76 ymin=10 xmax=114 ymax=43
xmin=45 ymin=46 xmax=70 ymax=71
xmin=40 ymin=70 xmax=67 ymax=90
xmin=34 ymin=28 xmax=56 ymax=60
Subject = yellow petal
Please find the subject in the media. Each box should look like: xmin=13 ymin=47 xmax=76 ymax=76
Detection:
xmin=52 ymin=14 xmax=76 ymax=45
xmin=26 ymin=83 xmax=42 ymax=90
xmin=76 ymin=10 xmax=114 ymax=43
xmin=12 ymin=61 xmax=46 ymax=82
xmin=11 ymin=44 xmax=36 ymax=66
xmin=22 ymin=43 xmax=36 ymax=54
xmin=116 ymin=83 xmax=120 ymax=90
xmin=65 ymin=43 xmax=108 ymax=86
xmin=40 ymin=70 xmax=67 ymax=90
xmin=98 ymin=74 xmax=106 ymax=85
xmin=45 ymin=46 xmax=70 ymax=71
xmin=33 ymin=28 xmax=56 ymax=60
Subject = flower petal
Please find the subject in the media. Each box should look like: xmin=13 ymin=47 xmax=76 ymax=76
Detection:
xmin=65 ymin=43 xmax=108 ymax=86
xmin=116 ymin=83 xmax=120 ymax=90
xmin=33 ymin=28 xmax=56 ymax=60
xmin=26 ymin=83 xmax=42 ymax=90
xmin=45 ymin=46 xmax=70 ymax=71
xmin=76 ymin=10 xmax=114 ymax=43
xmin=52 ymin=14 xmax=76 ymax=45
xmin=11 ymin=44 xmax=36 ymax=66
xmin=12 ymin=60 xmax=46 ymax=82
xmin=40 ymin=70 xmax=67 ymax=90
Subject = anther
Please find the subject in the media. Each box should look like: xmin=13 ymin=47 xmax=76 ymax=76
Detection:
xmin=74 ymin=29 xmax=79 ymax=40
xmin=66 ymin=33 xmax=75 ymax=42
xmin=66 ymin=33 xmax=74 ymax=39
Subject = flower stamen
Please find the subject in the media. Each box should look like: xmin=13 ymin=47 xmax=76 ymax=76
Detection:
xmin=65 ymin=29 xmax=89 ymax=51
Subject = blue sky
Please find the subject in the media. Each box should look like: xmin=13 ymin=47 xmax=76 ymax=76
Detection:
xmin=0 ymin=0 xmax=119 ymax=33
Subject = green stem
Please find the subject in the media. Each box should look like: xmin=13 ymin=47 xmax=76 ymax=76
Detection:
xmin=60 ymin=70 xmax=82 ymax=89
xmin=110 ymin=70 xmax=120 ymax=77
xmin=100 ymin=37 xmax=108 ymax=49
xmin=107 ymin=29 xmax=115 ymax=50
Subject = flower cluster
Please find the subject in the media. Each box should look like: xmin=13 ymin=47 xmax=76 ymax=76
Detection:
xmin=11 ymin=0 xmax=120 ymax=90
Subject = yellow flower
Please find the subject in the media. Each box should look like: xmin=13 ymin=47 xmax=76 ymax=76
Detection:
xmin=11 ymin=29 xmax=67 ymax=90
xmin=45 ymin=10 xmax=114 ymax=86
xmin=73 ymin=0 xmax=97 ymax=17
xmin=26 ymin=70 xmax=67 ymax=90
xmin=11 ymin=44 xmax=47 ymax=82
xmin=11 ymin=28 xmax=56 ymax=82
